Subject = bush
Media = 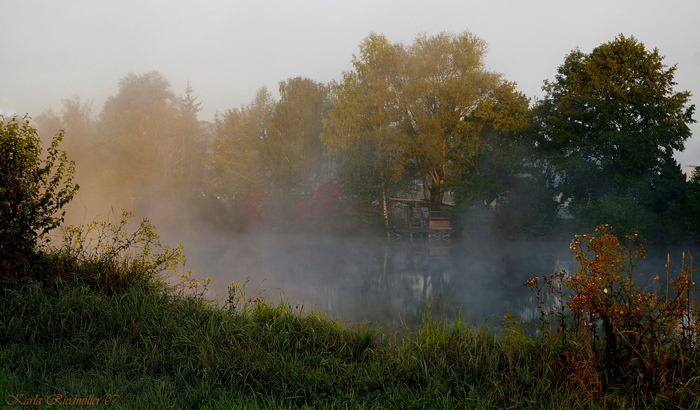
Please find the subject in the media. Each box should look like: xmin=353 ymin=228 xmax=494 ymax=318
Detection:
xmin=59 ymin=209 xmax=186 ymax=295
xmin=0 ymin=115 xmax=78 ymax=260
xmin=525 ymin=225 xmax=700 ymax=396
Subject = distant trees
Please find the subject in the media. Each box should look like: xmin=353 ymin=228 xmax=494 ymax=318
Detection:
xmin=266 ymin=77 xmax=331 ymax=191
xmin=400 ymin=32 xmax=503 ymax=203
xmin=207 ymin=87 xmax=275 ymax=225
xmin=687 ymin=169 xmax=700 ymax=242
xmin=534 ymin=35 xmax=696 ymax=240
xmin=206 ymin=78 xmax=332 ymax=228
xmin=35 ymin=95 xmax=97 ymax=202
xmin=95 ymin=71 xmax=207 ymax=216
xmin=323 ymin=32 xmax=697 ymax=240
xmin=35 ymin=72 xmax=210 ymax=225
xmin=322 ymin=33 xmax=411 ymax=227
xmin=446 ymin=81 xmax=531 ymax=207
xmin=21 ymin=33 xmax=698 ymax=240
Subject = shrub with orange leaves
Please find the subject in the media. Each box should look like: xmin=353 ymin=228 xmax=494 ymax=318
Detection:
xmin=525 ymin=225 xmax=699 ymax=395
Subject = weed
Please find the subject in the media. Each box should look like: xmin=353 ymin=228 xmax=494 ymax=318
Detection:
xmin=525 ymin=224 xmax=700 ymax=400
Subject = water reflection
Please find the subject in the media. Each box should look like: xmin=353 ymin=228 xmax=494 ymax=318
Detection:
xmin=177 ymin=231 xmax=575 ymax=332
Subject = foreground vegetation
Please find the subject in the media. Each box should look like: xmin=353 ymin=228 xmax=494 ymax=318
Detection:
xmin=1 ymin=214 xmax=699 ymax=409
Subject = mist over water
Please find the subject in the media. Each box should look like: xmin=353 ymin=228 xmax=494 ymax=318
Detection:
xmin=155 ymin=225 xmax=578 ymax=330
xmin=149 ymin=220 xmax=699 ymax=333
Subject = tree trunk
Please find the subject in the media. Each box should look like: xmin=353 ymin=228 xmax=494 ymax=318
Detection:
xmin=381 ymin=175 xmax=389 ymax=228
xmin=429 ymin=170 xmax=445 ymax=202
xmin=421 ymin=176 xmax=430 ymax=200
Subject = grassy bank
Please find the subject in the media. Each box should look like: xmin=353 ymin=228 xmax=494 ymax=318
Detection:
xmin=1 ymin=250 xmax=555 ymax=409
xmin=2 ymin=221 xmax=700 ymax=408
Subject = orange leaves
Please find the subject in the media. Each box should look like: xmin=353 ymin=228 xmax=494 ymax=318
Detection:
xmin=524 ymin=225 xmax=699 ymax=394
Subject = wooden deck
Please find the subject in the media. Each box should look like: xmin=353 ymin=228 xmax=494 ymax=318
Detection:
xmin=388 ymin=226 xmax=452 ymax=243
xmin=388 ymin=198 xmax=453 ymax=243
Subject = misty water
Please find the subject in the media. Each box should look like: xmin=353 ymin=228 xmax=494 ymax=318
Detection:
xmin=164 ymin=230 xmax=584 ymax=331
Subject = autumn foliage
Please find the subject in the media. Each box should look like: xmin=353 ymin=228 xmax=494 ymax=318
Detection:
xmin=525 ymin=225 xmax=699 ymax=397
xmin=293 ymin=178 xmax=356 ymax=230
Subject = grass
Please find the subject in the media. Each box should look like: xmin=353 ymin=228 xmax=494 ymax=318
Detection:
xmin=2 ymin=217 xmax=700 ymax=409
xmin=0 ymin=261 xmax=559 ymax=409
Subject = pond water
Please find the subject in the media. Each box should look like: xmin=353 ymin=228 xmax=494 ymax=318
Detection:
xmin=171 ymin=230 xmax=582 ymax=331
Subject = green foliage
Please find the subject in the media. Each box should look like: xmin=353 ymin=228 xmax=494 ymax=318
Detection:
xmin=686 ymin=168 xmax=700 ymax=242
xmin=207 ymin=87 xmax=275 ymax=205
xmin=322 ymin=34 xmax=410 ymax=226
xmin=488 ymin=175 xmax=561 ymax=239
xmin=443 ymin=81 xmax=557 ymax=238
xmin=266 ymin=77 xmax=331 ymax=191
xmin=403 ymin=32 xmax=502 ymax=202
xmin=535 ymin=34 xmax=696 ymax=240
xmin=61 ymin=209 xmax=186 ymax=292
xmin=0 ymin=115 xmax=78 ymax=260
xmin=207 ymin=79 xmax=334 ymax=229
xmin=324 ymin=31 xmax=508 ymax=208
xmin=447 ymin=81 xmax=531 ymax=207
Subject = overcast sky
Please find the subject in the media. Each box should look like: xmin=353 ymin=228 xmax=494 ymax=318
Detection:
xmin=2 ymin=0 xmax=700 ymax=165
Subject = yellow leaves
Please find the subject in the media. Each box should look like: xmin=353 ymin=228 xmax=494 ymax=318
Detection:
xmin=62 ymin=208 xmax=187 ymax=277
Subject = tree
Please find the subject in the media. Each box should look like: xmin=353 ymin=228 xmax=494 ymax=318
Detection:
xmin=102 ymin=71 xmax=175 ymax=114
xmin=445 ymin=81 xmax=555 ymax=237
xmin=265 ymin=77 xmax=330 ymax=192
xmin=95 ymin=72 xmax=207 ymax=216
xmin=179 ymin=80 xmax=203 ymax=119
xmin=206 ymin=87 xmax=275 ymax=225
xmin=687 ymin=168 xmax=700 ymax=241
xmin=447 ymin=81 xmax=531 ymax=207
xmin=324 ymin=31 xmax=507 ymax=216
xmin=322 ymin=33 xmax=411 ymax=227
xmin=36 ymin=95 xmax=95 ymax=156
xmin=0 ymin=115 xmax=78 ymax=259
xmin=35 ymin=96 xmax=97 ymax=222
xmin=535 ymin=35 xmax=696 ymax=239
xmin=401 ymin=32 xmax=502 ymax=202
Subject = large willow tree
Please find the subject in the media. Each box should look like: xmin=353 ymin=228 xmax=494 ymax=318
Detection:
xmin=323 ymin=31 xmax=507 ymax=216
xmin=322 ymin=33 xmax=409 ymax=226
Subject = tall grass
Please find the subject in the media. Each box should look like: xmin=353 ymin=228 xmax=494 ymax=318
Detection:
xmin=2 ymin=216 xmax=700 ymax=409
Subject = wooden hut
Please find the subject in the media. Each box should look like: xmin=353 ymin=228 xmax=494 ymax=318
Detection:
xmin=388 ymin=198 xmax=453 ymax=242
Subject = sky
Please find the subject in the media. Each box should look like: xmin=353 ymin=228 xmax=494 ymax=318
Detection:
xmin=2 ymin=0 xmax=700 ymax=165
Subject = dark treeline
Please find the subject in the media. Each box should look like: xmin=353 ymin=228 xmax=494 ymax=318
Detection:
xmin=34 ymin=32 xmax=699 ymax=243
